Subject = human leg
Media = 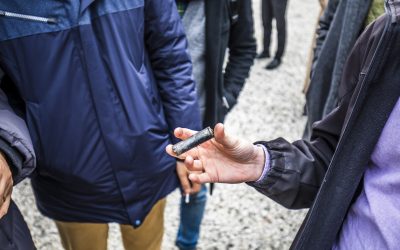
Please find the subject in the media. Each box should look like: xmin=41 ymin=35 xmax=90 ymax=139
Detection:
xmin=272 ymin=0 xmax=289 ymax=59
xmin=120 ymin=198 xmax=166 ymax=250
xmin=55 ymin=221 xmax=109 ymax=250
xmin=176 ymin=184 xmax=208 ymax=250
xmin=260 ymin=0 xmax=273 ymax=57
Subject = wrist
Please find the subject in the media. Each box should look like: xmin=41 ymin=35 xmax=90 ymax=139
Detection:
xmin=249 ymin=145 xmax=266 ymax=182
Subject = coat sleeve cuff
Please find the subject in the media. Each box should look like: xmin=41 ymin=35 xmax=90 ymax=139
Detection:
xmin=246 ymin=140 xmax=286 ymax=197
xmin=0 ymin=138 xmax=25 ymax=184
xmin=254 ymin=144 xmax=270 ymax=183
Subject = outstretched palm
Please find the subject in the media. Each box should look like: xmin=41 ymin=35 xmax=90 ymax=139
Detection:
xmin=166 ymin=123 xmax=265 ymax=184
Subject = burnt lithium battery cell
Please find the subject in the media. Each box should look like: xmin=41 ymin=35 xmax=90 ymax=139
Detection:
xmin=172 ymin=127 xmax=214 ymax=156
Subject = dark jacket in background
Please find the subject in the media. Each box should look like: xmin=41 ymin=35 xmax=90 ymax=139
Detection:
xmin=203 ymin=0 xmax=256 ymax=127
xmin=302 ymin=0 xmax=329 ymax=94
xmin=304 ymin=0 xmax=372 ymax=138
xmin=249 ymin=4 xmax=400 ymax=248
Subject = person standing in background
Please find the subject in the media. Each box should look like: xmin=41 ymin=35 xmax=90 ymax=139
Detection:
xmin=167 ymin=3 xmax=400 ymax=248
xmin=0 ymin=1 xmax=201 ymax=249
xmin=257 ymin=0 xmax=289 ymax=70
xmin=174 ymin=1 xmax=256 ymax=249
xmin=302 ymin=0 xmax=329 ymax=94
xmin=303 ymin=0 xmax=384 ymax=139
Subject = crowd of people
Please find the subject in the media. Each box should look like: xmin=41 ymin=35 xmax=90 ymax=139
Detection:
xmin=0 ymin=0 xmax=397 ymax=249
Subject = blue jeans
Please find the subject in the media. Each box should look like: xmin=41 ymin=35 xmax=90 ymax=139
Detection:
xmin=176 ymin=184 xmax=208 ymax=250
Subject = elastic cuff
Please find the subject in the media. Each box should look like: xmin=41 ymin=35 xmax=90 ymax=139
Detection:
xmin=255 ymin=144 xmax=271 ymax=183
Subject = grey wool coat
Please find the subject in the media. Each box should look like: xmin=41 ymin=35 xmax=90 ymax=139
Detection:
xmin=304 ymin=0 xmax=372 ymax=138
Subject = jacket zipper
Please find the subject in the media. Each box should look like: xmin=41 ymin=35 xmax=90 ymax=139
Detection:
xmin=0 ymin=10 xmax=57 ymax=24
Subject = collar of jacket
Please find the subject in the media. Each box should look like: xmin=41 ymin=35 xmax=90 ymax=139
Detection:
xmin=291 ymin=3 xmax=400 ymax=249
xmin=386 ymin=0 xmax=400 ymax=23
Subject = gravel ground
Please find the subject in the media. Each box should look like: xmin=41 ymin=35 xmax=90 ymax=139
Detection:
xmin=13 ymin=0 xmax=320 ymax=249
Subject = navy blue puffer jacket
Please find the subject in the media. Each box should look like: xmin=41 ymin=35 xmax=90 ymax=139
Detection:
xmin=0 ymin=0 xmax=200 ymax=226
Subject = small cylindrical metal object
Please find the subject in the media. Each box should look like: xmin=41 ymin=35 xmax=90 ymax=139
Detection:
xmin=185 ymin=193 xmax=190 ymax=204
xmin=172 ymin=127 xmax=214 ymax=156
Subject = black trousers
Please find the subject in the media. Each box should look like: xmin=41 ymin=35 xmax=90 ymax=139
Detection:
xmin=261 ymin=0 xmax=288 ymax=59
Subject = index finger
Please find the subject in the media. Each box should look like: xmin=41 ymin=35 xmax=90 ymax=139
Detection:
xmin=174 ymin=127 xmax=198 ymax=140
xmin=0 ymin=177 xmax=10 ymax=207
xmin=165 ymin=144 xmax=199 ymax=160
xmin=0 ymin=194 xmax=10 ymax=219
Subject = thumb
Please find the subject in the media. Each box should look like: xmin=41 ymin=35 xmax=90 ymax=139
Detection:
xmin=213 ymin=123 xmax=237 ymax=149
xmin=0 ymin=195 xmax=10 ymax=219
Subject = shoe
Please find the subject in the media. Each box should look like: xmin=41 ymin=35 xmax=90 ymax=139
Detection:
xmin=265 ymin=58 xmax=281 ymax=70
xmin=256 ymin=51 xmax=270 ymax=59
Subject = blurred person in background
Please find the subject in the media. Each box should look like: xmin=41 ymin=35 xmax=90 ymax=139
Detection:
xmin=257 ymin=0 xmax=289 ymax=70
xmin=167 ymin=1 xmax=400 ymax=248
xmin=302 ymin=0 xmax=329 ymax=95
xmin=174 ymin=0 xmax=256 ymax=249
xmin=304 ymin=0 xmax=384 ymax=138
xmin=0 ymin=1 xmax=200 ymax=249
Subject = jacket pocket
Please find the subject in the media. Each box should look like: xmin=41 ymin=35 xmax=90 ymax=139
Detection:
xmin=0 ymin=10 xmax=57 ymax=24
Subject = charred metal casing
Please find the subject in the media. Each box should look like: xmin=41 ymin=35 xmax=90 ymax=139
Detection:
xmin=172 ymin=127 xmax=214 ymax=156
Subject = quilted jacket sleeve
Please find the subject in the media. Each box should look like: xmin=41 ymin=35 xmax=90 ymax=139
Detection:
xmin=144 ymin=0 xmax=202 ymax=142
xmin=0 ymin=68 xmax=36 ymax=185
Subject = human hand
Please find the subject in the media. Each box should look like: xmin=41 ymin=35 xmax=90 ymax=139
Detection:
xmin=167 ymin=123 xmax=265 ymax=184
xmin=176 ymin=161 xmax=201 ymax=195
xmin=0 ymin=152 xmax=13 ymax=219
